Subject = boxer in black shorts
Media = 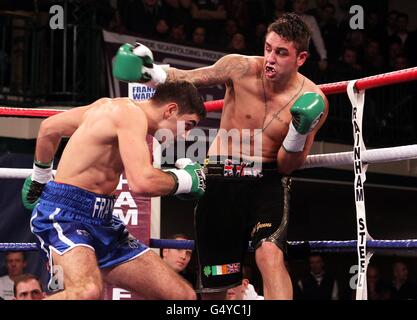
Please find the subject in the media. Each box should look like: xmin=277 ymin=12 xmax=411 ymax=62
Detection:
xmin=114 ymin=13 xmax=329 ymax=299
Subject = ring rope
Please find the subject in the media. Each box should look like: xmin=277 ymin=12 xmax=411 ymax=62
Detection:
xmin=1 ymin=144 xmax=416 ymax=179
xmin=301 ymin=144 xmax=417 ymax=169
xmin=0 ymin=107 xmax=65 ymax=118
xmin=2 ymin=239 xmax=417 ymax=252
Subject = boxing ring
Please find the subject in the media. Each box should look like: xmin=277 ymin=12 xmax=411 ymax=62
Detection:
xmin=1 ymin=67 xmax=417 ymax=300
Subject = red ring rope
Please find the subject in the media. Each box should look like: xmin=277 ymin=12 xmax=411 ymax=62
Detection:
xmin=1 ymin=67 xmax=416 ymax=117
xmin=0 ymin=107 xmax=62 ymax=118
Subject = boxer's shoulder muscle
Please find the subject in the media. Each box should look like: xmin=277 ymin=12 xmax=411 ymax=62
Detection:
xmin=111 ymin=99 xmax=148 ymax=133
xmin=86 ymin=98 xmax=147 ymax=128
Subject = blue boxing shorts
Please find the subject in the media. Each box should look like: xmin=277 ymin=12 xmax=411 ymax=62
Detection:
xmin=30 ymin=181 xmax=149 ymax=272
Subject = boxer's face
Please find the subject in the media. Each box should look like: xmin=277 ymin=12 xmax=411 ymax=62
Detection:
xmin=158 ymin=103 xmax=199 ymax=141
xmin=263 ymin=32 xmax=307 ymax=81
xmin=175 ymin=114 xmax=199 ymax=139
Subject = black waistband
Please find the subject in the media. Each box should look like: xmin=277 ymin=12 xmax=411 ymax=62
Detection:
xmin=204 ymin=157 xmax=279 ymax=178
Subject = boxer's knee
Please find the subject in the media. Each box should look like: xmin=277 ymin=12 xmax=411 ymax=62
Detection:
xmin=173 ymin=282 xmax=196 ymax=300
xmin=180 ymin=287 xmax=197 ymax=300
xmin=65 ymin=280 xmax=103 ymax=300
xmin=256 ymin=241 xmax=286 ymax=270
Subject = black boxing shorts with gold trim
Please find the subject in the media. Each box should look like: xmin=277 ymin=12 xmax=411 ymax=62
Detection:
xmin=194 ymin=158 xmax=291 ymax=293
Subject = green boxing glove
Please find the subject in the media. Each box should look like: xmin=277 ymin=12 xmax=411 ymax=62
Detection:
xmin=165 ymin=158 xmax=206 ymax=200
xmin=113 ymin=43 xmax=167 ymax=87
xmin=283 ymin=92 xmax=325 ymax=152
xmin=21 ymin=160 xmax=53 ymax=210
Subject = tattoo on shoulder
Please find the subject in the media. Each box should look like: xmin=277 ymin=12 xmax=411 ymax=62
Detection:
xmin=223 ymin=56 xmax=250 ymax=80
xmin=167 ymin=56 xmax=250 ymax=87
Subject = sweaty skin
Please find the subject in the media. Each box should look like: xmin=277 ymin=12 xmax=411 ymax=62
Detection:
xmin=167 ymin=32 xmax=328 ymax=174
xmin=35 ymin=97 xmax=199 ymax=195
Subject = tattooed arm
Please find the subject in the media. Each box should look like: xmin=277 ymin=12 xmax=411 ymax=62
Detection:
xmin=167 ymin=54 xmax=251 ymax=87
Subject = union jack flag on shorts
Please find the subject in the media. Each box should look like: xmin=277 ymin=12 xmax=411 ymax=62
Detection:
xmin=227 ymin=263 xmax=241 ymax=274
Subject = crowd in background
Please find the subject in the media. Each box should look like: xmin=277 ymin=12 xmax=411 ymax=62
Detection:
xmin=2 ymin=249 xmax=417 ymax=300
xmin=3 ymin=0 xmax=410 ymax=82
xmin=98 ymin=0 xmax=417 ymax=83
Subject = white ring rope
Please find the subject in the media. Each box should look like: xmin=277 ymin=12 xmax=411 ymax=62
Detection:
xmin=0 ymin=169 xmax=56 ymax=179
xmin=1 ymin=144 xmax=417 ymax=179
xmin=301 ymin=144 xmax=417 ymax=169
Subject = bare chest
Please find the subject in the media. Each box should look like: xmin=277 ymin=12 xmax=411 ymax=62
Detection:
xmin=221 ymin=82 xmax=295 ymax=142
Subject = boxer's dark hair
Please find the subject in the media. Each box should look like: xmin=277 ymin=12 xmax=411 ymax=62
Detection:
xmin=151 ymin=81 xmax=206 ymax=119
xmin=267 ymin=13 xmax=311 ymax=53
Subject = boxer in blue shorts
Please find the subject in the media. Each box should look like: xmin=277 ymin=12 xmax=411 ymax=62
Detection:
xmin=21 ymin=81 xmax=206 ymax=300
